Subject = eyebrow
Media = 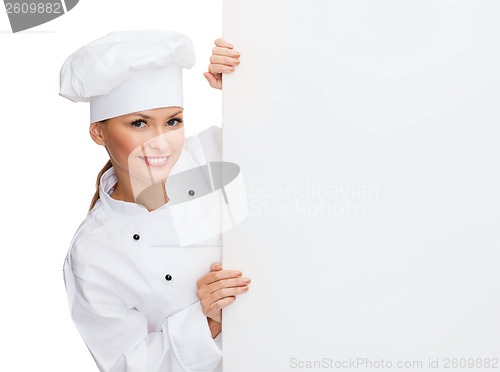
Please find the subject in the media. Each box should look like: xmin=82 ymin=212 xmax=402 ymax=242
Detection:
xmin=131 ymin=109 xmax=183 ymax=120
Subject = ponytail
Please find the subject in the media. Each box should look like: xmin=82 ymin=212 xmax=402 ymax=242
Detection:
xmin=89 ymin=159 xmax=113 ymax=213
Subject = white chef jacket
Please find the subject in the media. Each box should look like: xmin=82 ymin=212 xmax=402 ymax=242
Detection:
xmin=63 ymin=125 xmax=226 ymax=372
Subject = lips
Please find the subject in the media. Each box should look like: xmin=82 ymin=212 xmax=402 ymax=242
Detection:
xmin=139 ymin=156 xmax=169 ymax=166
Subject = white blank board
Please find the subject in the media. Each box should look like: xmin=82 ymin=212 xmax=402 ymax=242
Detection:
xmin=221 ymin=1 xmax=500 ymax=371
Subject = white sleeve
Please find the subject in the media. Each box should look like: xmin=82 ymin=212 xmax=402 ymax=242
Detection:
xmin=63 ymin=266 xmax=222 ymax=372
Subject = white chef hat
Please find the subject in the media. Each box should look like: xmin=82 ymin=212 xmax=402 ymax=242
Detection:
xmin=59 ymin=29 xmax=196 ymax=123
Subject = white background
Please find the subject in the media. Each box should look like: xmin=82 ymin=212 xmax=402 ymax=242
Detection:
xmin=221 ymin=1 xmax=500 ymax=371
xmin=2 ymin=1 xmax=500 ymax=372
xmin=0 ymin=1 xmax=222 ymax=371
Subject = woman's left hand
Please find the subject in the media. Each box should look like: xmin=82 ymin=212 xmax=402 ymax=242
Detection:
xmin=204 ymin=38 xmax=241 ymax=90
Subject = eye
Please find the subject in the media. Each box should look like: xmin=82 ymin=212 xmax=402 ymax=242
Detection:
xmin=131 ymin=119 xmax=147 ymax=128
xmin=167 ymin=118 xmax=183 ymax=127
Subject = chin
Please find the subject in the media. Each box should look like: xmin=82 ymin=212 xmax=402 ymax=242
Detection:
xmin=134 ymin=165 xmax=175 ymax=184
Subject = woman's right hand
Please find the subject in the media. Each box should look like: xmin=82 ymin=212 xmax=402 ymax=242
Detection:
xmin=197 ymin=262 xmax=251 ymax=323
xmin=204 ymin=38 xmax=241 ymax=90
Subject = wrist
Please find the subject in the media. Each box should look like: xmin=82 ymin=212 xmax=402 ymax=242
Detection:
xmin=207 ymin=317 xmax=222 ymax=338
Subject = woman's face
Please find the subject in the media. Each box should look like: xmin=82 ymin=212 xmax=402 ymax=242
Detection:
xmin=91 ymin=106 xmax=185 ymax=191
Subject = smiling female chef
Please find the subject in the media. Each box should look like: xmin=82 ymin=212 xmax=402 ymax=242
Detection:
xmin=59 ymin=30 xmax=249 ymax=372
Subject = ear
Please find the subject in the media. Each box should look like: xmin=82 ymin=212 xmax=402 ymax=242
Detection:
xmin=89 ymin=122 xmax=106 ymax=145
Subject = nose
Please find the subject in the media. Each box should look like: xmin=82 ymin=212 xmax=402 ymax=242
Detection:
xmin=144 ymin=131 xmax=170 ymax=154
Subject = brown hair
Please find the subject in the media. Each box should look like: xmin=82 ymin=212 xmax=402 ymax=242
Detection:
xmin=88 ymin=159 xmax=113 ymax=213
xmin=88 ymin=119 xmax=113 ymax=213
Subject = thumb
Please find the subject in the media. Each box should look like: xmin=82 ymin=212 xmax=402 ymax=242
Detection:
xmin=204 ymin=72 xmax=218 ymax=88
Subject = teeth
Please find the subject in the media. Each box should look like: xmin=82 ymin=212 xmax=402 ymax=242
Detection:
xmin=143 ymin=157 xmax=168 ymax=164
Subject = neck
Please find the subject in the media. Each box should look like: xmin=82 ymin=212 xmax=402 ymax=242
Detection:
xmin=111 ymin=176 xmax=169 ymax=212
xmin=135 ymin=180 xmax=170 ymax=211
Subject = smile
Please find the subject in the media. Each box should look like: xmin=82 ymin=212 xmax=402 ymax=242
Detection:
xmin=139 ymin=156 xmax=169 ymax=167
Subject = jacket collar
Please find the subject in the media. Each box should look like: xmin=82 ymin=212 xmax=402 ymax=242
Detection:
xmin=98 ymin=166 xmax=170 ymax=216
